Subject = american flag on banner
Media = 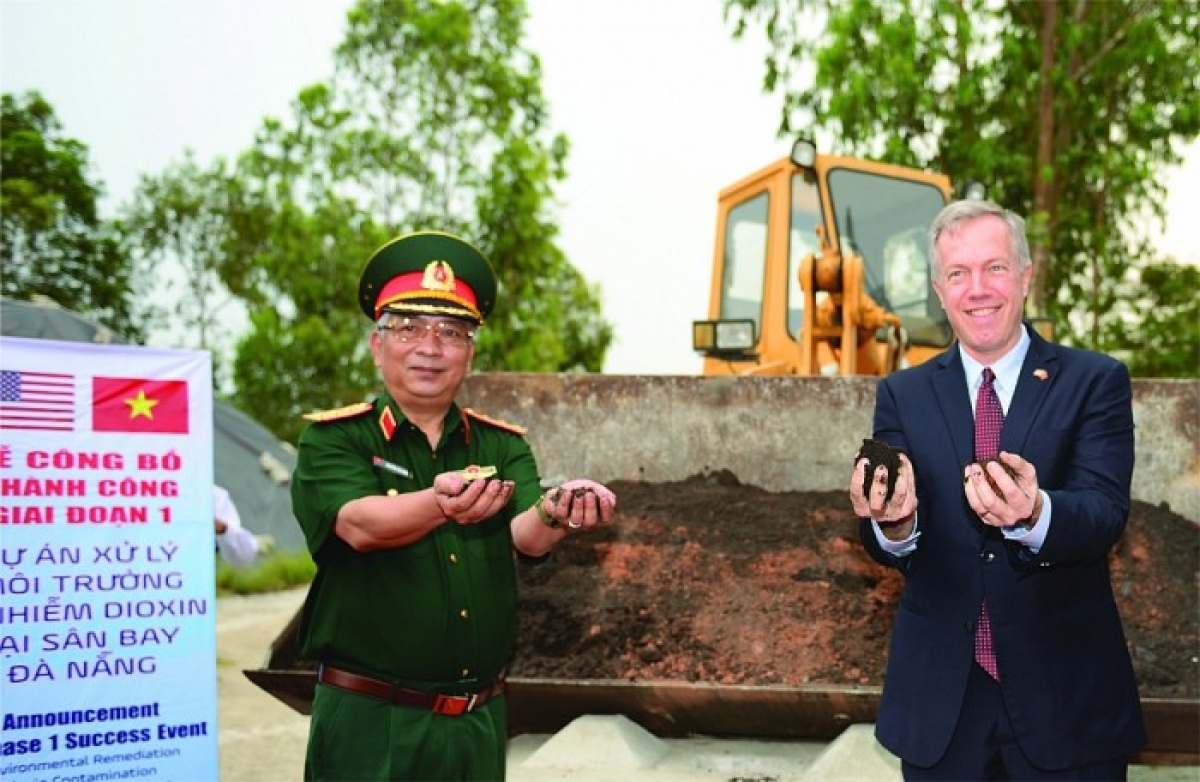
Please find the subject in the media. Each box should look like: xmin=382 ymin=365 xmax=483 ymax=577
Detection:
xmin=0 ymin=369 xmax=76 ymax=431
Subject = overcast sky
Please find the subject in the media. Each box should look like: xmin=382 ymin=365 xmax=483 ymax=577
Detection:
xmin=3 ymin=0 xmax=1196 ymax=374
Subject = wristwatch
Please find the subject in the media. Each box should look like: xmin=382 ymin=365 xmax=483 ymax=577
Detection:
xmin=534 ymin=494 xmax=562 ymax=529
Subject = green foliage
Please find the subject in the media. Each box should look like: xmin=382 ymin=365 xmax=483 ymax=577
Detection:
xmin=726 ymin=0 xmax=1200 ymax=376
xmin=123 ymin=152 xmax=247 ymax=387
xmin=216 ymin=550 xmax=316 ymax=596
xmin=1100 ymin=260 xmax=1200 ymax=379
xmin=234 ymin=308 xmax=373 ymax=442
xmin=212 ymin=0 xmax=610 ymax=431
xmin=474 ymin=133 xmax=608 ymax=371
xmin=217 ymin=84 xmax=387 ymax=439
xmin=1 ymin=91 xmax=143 ymax=340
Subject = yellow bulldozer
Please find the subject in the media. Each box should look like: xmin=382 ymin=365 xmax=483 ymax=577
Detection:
xmin=693 ymin=138 xmax=988 ymax=377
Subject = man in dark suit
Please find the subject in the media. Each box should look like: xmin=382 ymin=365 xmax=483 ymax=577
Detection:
xmin=849 ymin=199 xmax=1146 ymax=779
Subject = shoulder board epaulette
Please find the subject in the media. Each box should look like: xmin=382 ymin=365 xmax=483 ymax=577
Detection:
xmin=303 ymin=402 xmax=374 ymax=423
xmin=464 ymin=408 xmax=527 ymax=436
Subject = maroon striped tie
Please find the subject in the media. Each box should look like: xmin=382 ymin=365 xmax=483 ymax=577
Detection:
xmin=974 ymin=368 xmax=1002 ymax=679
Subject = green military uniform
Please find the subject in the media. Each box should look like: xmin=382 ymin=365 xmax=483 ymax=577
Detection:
xmin=293 ymin=394 xmax=543 ymax=780
xmin=293 ymin=230 xmax=539 ymax=781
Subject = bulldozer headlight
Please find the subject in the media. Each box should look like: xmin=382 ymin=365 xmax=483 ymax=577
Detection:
xmin=693 ymin=319 xmax=756 ymax=357
xmin=790 ymin=138 xmax=818 ymax=168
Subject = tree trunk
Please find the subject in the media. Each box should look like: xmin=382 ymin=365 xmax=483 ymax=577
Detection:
xmin=1030 ymin=0 xmax=1059 ymax=317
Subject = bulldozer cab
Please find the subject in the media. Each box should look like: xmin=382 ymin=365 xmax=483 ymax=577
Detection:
xmin=693 ymin=140 xmax=957 ymax=376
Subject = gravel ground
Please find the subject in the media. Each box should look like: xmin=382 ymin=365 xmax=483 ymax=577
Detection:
xmin=217 ymin=587 xmax=310 ymax=781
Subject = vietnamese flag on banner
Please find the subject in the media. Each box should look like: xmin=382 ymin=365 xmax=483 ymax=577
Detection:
xmin=92 ymin=377 xmax=190 ymax=434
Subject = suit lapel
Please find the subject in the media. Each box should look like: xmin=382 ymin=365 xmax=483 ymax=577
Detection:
xmin=1002 ymin=327 xmax=1060 ymax=454
xmin=930 ymin=347 xmax=975 ymax=467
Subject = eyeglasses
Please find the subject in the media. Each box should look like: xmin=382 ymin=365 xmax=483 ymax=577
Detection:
xmin=378 ymin=316 xmax=476 ymax=347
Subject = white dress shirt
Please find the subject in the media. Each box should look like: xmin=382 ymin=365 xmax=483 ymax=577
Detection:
xmin=214 ymin=484 xmax=259 ymax=569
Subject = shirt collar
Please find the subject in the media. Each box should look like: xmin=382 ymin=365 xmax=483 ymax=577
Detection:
xmin=378 ymin=396 xmax=463 ymax=442
xmin=959 ymin=324 xmax=1031 ymax=398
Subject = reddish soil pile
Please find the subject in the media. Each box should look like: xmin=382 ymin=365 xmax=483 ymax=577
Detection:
xmin=512 ymin=472 xmax=1198 ymax=698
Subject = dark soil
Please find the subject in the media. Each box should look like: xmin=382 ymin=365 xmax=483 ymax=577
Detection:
xmin=511 ymin=472 xmax=1199 ymax=699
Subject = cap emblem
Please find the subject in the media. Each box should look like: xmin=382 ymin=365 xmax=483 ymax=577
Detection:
xmin=422 ymin=260 xmax=456 ymax=293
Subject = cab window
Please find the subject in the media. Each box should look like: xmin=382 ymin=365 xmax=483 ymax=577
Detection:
xmin=826 ymin=168 xmax=951 ymax=346
xmin=719 ymin=191 xmax=769 ymax=340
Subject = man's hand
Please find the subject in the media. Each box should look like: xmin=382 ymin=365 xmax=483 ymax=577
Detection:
xmin=433 ymin=468 xmax=514 ymax=524
xmin=850 ymin=451 xmax=917 ymax=538
xmin=964 ymin=451 xmax=1042 ymax=529
xmin=542 ymin=479 xmax=617 ymax=532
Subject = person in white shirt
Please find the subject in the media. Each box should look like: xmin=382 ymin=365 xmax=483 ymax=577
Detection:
xmin=214 ymin=484 xmax=259 ymax=569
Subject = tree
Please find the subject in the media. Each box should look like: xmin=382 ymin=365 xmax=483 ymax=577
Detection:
xmin=216 ymin=0 xmax=611 ymax=439
xmin=1 ymin=91 xmax=142 ymax=340
xmin=124 ymin=152 xmax=246 ymax=388
xmin=224 ymin=86 xmax=385 ymax=441
xmin=1104 ymin=259 xmax=1200 ymax=379
xmin=725 ymin=0 xmax=1199 ymax=374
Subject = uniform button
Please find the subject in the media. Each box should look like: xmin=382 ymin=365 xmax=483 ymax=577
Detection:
xmin=461 ymin=668 xmax=470 ymax=678
xmin=387 ymin=489 xmax=399 ymax=496
xmin=449 ymin=553 xmax=458 ymax=564
xmin=460 ymin=609 xmax=469 ymax=619
xmin=981 ymin=551 xmax=996 ymax=563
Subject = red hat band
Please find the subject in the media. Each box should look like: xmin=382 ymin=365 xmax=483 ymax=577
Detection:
xmin=374 ymin=260 xmax=481 ymax=321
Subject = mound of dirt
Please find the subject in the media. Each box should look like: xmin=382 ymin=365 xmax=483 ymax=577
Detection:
xmin=512 ymin=473 xmax=1198 ymax=698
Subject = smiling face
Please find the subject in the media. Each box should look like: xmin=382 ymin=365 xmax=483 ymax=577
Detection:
xmin=370 ymin=316 xmax=476 ymax=415
xmin=931 ymin=214 xmax=1031 ymax=365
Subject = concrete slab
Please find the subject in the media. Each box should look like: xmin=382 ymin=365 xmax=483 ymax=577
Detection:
xmin=800 ymin=723 xmax=900 ymax=780
xmin=520 ymin=715 xmax=668 ymax=770
xmin=509 ymin=716 xmax=825 ymax=781
xmin=508 ymin=721 xmax=1200 ymax=782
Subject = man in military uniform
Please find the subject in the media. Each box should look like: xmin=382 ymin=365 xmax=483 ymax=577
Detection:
xmin=292 ymin=231 xmax=617 ymax=781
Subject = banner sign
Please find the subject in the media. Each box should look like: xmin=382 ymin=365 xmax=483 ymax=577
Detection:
xmin=1 ymin=337 xmax=217 ymax=780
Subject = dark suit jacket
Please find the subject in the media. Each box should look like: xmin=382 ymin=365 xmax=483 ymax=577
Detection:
xmin=860 ymin=326 xmax=1146 ymax=769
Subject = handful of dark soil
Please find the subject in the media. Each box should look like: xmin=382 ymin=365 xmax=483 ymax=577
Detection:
xmin=548 ymin=485 xmax=596 ymax=512
xmin=968 ymin=456 xmax=1019 ymax=500
xmin=856 ymin=438 xmax=903 ymax=503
